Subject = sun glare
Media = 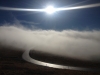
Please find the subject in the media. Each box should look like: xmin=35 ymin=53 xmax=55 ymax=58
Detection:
xmin=45 ymin=6 xmax=56 ymax=14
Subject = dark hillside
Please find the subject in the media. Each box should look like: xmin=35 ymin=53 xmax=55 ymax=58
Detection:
xmin=0 ymin=46 xmax=100 ymax=75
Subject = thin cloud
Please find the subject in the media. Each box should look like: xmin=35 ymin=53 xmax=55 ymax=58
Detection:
xmin=19 ymin=20 xmax=39 ymax=25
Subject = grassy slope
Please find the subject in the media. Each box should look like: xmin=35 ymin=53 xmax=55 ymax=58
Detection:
xmin=0 ymin=46 xmax=100 ymax=75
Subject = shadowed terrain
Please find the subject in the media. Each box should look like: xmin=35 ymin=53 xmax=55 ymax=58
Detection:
xmin=0 ymin=46 xmax=100 ymax=75
xmin=30 ymin=50 xmax=100 ymax=69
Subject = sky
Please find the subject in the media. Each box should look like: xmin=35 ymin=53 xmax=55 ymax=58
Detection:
xmin=0 ymin=0 xmax=100 ymax=30
xmin=0 ymin=0 xmax=100 ymax=62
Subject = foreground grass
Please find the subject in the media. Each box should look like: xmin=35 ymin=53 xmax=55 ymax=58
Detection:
xmin=0 ymin=46 xmax=100 ymax=75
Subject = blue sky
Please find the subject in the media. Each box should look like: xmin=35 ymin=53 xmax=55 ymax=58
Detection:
xmin=0 ymin=0 xmax=100 ymax=30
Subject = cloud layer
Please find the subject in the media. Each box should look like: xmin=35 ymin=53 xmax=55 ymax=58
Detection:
xmin=0 ymin=24 xmax=100 ymax=62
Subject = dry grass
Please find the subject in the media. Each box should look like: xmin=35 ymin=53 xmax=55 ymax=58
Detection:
xmin=0 ymin=46 xmax=100 ymax=75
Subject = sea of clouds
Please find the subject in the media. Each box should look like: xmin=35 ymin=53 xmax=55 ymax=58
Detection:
xmin=0 ymin=22 xmax=100 ymax=62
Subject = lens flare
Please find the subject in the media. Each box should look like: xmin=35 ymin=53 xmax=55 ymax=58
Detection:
xmin=45 ymin=6 xmax=56 ymax=14
xmin=0 ymin=3 xmax=100 ymax=12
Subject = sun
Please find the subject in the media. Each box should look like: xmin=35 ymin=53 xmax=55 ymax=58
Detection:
xmin=45 ymin=6 xmax=56 ymax=14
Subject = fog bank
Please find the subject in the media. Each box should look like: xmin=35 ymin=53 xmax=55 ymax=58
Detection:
xmin=0 ymin=24 xmax=100 ymax=61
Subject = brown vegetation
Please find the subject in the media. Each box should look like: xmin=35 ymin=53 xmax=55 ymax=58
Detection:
xmin=0 ymin=46 xmax=100 ymax=75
